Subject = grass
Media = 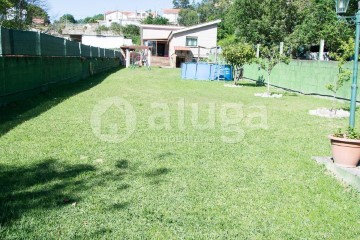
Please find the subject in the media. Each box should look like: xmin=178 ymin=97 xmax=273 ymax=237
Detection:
xmin=0 ymin=68 xmax=360 ymax=239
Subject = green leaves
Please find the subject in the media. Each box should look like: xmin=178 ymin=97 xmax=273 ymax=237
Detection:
xmin=258 ymin=45 xmax=290 ymax=74
xmin=257 ymin=44 xmax=290 ymax=94
xmin=141 ymin=15 xmax=169 ymax=25
xmin=222 ymin=42 xmax=256 ymax=80
xmin=225 ymin=0 xmax=353 ymax=53
xmin=222 ymin=42 xmax=256 ymax=68
xmin=334 ymin=127 xmax=360 ymax=139
xmin=326 ymin=38 xmax=353 ymax=99
xmin=178 ymin=8 xmax=199 ymax=26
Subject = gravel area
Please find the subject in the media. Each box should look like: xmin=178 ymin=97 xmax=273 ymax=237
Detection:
xmin=254 ymin=93 xmax=283 ymax=98
xmin=309 ymin=108 xmax=350 ymax=118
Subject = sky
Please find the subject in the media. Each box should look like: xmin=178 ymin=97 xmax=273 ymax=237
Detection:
xmin=47 ymin=0 xmax=177 ymax=21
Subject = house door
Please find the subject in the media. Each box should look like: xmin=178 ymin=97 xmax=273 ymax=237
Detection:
xmin=176 ymin=57 xmax=186 ymax=68
xmin=157 ymin=43 xmax=165 ymax=56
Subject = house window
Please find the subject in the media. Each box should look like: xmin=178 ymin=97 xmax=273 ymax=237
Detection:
xmin=186 ymin=37 xmax=198 ymax=47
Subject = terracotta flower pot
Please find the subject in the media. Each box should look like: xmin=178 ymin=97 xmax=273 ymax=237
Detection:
xmin=329 ymin=135 xmax=360 ymax=168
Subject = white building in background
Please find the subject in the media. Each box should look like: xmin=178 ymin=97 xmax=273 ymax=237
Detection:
xmin=141 ymin=20 xmax=221 ymax=67
xmin=82 ymin=35 xmax=133 ymax=49
xmin=102 ymin=10 xmax=157 ymax=27
xmin=163 ymin=9 xmax=180 ymax=25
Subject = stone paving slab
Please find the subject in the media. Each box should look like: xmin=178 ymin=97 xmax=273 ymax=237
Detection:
xmin=312 ymin=157 xmax=360 ymax=192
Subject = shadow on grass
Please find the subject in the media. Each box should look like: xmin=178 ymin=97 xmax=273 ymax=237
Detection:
xmin=0 ymin=68 xmax=121 ymax=137
xmin=0 ymin=156 xmax=172 ymax=226
xmin=0 ymin=158 xmax=95 ymax=226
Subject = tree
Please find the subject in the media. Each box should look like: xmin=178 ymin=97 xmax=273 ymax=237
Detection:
xmin=222 ymin=42 xmax=256 ymax=82
xmin=178 ymin=8 xmax=198 ymax=26
xmin=26 ymin=4 xmax=49 ymax=24
xmin=194 ymin=0 xmax=233 ymax=40
xmin=326 ymin=38 xmax=354 ymax=110
xmin=59 ymin=14 xmax=76 ymax=24
xmin=227 ymin=0 xmax=298 ymax=45
xmin=141 ymin=15 xmax=169 ymax=25
xmin=122 ymin=24 xmax=140 ymax=45
xmin=258 ymin=45 xmax=290 ymax=95
xmin=110 ymin=22 xmax=121 ymax=35
xmin=226 ymin=0 xmax=354 ymax=56
xmin=122 ymin=24 xmax=139 ymax=36
xmin=95 ymin=25 xmax=109 ymax=35
xmin=78 ymin=14 xmax=104 ymax=24
xmin=0 ymin=0 xmax=49 ymax=29
xmin=173 ymin=0 xmax=191 ymax=9
xmin=288 ymin=0 xmax=352 ymax=53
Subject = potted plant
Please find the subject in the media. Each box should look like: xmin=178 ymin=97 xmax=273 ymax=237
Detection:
xmin=329 ymin=128 xmax=360 ymax=168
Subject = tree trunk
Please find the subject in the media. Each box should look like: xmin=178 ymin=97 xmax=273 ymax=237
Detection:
xmin=267 ymin=72 xmax=271 ymax=95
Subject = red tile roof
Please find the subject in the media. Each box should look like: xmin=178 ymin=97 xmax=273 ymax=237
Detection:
xmin=163 ymin=9 xmax=181 ymax=14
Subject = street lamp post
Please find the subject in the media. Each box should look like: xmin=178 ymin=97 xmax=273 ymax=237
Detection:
xmin=335 ymin=0 xmax=360 ymax=128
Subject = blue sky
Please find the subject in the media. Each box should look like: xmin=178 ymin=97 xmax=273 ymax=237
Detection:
xmin=47 ymin=0 xmax=183 ymax=21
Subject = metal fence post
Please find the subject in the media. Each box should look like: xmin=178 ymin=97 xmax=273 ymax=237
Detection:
xmin=90 ymin=46 xmax=92 ymax=58
xmin=98 ymin=47 xmax=100 ymax=58
xmin=36 ymin=31 xmax=41 ymax=56
xmin=64 ymin=39 xmax=67 ymax=56
xmin=0 ymin=27 xmax=2 ymax=56
xmin=79 ymin=42 xmax=82 ymax=57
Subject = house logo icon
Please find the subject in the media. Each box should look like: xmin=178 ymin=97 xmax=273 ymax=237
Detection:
xmin=90 ymin=97 xmax=137 ymax=143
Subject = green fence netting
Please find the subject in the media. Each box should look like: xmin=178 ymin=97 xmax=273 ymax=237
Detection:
xmin=243 ymin=60 xmax=359 ymax=100
xmin=41 ymin=33 xmax=65 ymax=56
xmin=99 ymin=48 xmax=105 ymax=58
xmin=91 ymin=47 xmax=99 ymax=58
xmin=1 ymin=28 xmax=38 ymax=56
xmin=81 ymin=45 xmax=91 ymax=57
xmin=0 ymin=26 xmax=121 ymax=58
xmin=105 ymin=49 xmax=114 ymax=58
xmin=0 ymin=57 xmax=120 ymax=105
xmin=66 ymin=40 xmax=80 ymax=57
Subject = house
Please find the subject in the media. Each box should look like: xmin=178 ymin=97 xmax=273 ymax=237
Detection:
xmin=163 ymin=9 xmax=181 ymax=25
xmin=59 ymin=23 xmax=132 ymax=46
xmin=140 ymin=19 xmax=221 ymax=67
xmin=103 ymin=10 xmax=157 ymax=27
xmin=32 ymin=17 xmax=45 ymax=25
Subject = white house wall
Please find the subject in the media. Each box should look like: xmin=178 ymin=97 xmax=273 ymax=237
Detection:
xmin=82 ymin=35 xmax=133 ymax=49
xmin=169 ymin=24 xmax=218 ymax=59
xmin=142 ymin=28 xmax=174 ymax=41
xmin=163 ymin=13 xmax=178 ymax=24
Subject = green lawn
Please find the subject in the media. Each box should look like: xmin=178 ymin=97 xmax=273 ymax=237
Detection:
xmin=1 ymin=68 xmax=359 ymax=239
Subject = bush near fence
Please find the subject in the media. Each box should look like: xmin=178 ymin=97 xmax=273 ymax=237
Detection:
xmin=243 ymin=60 xmax=359 ymax=100
xmin=0 ymin=27 xmax=123 ymax=106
